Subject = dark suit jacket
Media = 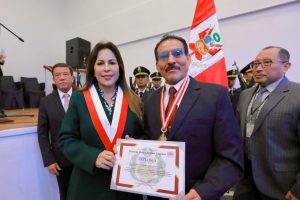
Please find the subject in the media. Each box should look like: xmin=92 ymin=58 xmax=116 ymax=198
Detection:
xmin=143 ymin=77 xmax=244 ymax=200
xmin=38 ymin=90 xmax=72 ymax=167
xmin=230 ymin=88 xmax=242 ymax=113
xmin=236 ymin=77 xmax=300 ymax=199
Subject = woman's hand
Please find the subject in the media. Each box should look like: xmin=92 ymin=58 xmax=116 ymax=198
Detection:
xmin=95 ymin=150 xmax=116 ymax=170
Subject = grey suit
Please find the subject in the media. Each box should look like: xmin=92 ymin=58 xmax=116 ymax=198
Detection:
xmin=234 ymin=77 xmax=300 ymax=199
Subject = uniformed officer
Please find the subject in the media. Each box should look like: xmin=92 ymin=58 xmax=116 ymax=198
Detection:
xmin=150 ymin=72 xmax=162 ymax=90
xmin=133 ymin=66 xmax=152 ymax=101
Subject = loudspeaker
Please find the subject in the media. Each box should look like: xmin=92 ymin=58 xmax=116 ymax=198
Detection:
xmin=66 ymin=37 xmax=91 ymax=68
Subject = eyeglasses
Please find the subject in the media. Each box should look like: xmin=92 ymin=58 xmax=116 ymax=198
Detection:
xmin=158 ymin=48 xmax=184 ymax=61
xmin=252 ymin=59 xmax=288 ymax=69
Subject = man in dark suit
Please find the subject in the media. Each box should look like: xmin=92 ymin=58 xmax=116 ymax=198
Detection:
xmin=143 ymin=35 xmax=243 ymax=200
xmin=38 ymin=63 xmax=75 ymax=200
xmin=233 ymin=46 xmax=300 ymax=200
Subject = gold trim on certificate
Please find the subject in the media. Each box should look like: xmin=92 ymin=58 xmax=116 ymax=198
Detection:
xmin=111 ymin=139 xmax=185 ymax=199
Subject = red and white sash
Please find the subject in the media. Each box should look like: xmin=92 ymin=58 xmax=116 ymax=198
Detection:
xmin=83 ymin=85 xmax=128 ymax=152
xmin=160 ymin=77 xmax=190 ymax=133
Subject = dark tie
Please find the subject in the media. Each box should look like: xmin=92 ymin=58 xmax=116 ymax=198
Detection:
xmin=251 ymin=87 xmax=268 ymax=114
xmin=165 ymin=87 xmax=177 ymax=115
xmin=139 ymin=92 xmax=144 ymax=98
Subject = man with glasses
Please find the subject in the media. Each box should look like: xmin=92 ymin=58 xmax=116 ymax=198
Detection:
xmin=143 ymin=34 xmax=243 ymax=200
xmin=234 ymin=46 xmax=300 ymax=200
xmin=38 ymin=63 xmax=75 ymax=200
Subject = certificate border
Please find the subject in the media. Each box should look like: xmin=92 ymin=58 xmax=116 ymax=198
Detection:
xmin=111 ymin=139 xmax=185 ymax=198
xmin=115 ymin=143 xmax=136 ymax=188
xmin=156 ymin=145 xmax=179 ymax=195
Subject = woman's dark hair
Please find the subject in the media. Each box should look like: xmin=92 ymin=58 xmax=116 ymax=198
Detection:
xmin=81 ymin=41 xmax=142 ymax=119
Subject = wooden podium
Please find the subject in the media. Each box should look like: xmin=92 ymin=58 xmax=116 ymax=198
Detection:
xmin=0 ymin=108 xmax=38 ymax=131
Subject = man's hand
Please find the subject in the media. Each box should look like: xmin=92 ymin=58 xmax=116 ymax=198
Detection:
xmin=47 ymin=163 xmax=61 ymax=176
xmin=286 ymin=191 xmax=299 ymax=200
xmin=179 ymin=189 xmax=201 ymax=200
xmin=95 ymin=150 xmax=116 ymax=170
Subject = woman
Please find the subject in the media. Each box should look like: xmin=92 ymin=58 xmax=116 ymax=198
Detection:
xmin=59 ymin=41 xmax=143 ymax=200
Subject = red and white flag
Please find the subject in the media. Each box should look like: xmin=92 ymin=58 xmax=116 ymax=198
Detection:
xmin=188 ymin=0 xmax=228 ymax=88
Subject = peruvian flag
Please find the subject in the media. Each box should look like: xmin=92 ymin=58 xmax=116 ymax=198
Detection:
xmin=188 ymin=0 xmax=228 ymax=88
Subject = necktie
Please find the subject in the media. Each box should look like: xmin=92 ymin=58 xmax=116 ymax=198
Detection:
xmin=139 ymin=92 xmax=144 ymax=98
xmin=63 ymin=93 xmax=70 ymax=112
xmin=251 ymin=87 xmax=268 ymax=114
xmin=165 ymin=87 xmax=177 ymax=115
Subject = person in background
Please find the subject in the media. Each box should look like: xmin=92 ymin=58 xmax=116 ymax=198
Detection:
xmin=133 ymin=66 xmax=152 ymax=101
xmin=240 ymin=62 xmax=255 ymax=88
xmin=38 ymin=63 xmax=75 ymax=200
xmin=227 ymin=69 xmax=240 ymax=112
xmin=59 ymin=41 xmax=143 ymax=200
xmin=143 ymin=34 xmax=243 ymax=200
xmin=0 ymin=48 xmax=6 ymax=76
xmin=233 ymin=46 xmax=300 ymax=200
xmin=227 ymin=69 xmax=238 ymax=95
xmin=150 ymin=72 xmax=163 ymax=90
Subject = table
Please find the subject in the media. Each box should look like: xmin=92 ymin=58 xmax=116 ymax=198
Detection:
xmin=0 ymin=109 xmax=59 ymax=200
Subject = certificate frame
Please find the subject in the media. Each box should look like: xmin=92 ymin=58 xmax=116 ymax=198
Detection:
xmin=111 ymin=139 xmax=185 ymax=199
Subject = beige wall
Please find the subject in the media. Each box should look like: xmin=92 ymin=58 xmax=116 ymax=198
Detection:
xmin=1 ymin=0 xmax=299 ymax=94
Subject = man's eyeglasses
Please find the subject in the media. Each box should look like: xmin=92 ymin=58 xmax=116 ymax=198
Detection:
xmin=158 ymin=48 xmax=184 ymax=61
xmin=252 ymin=59 xmax=288 ymax=69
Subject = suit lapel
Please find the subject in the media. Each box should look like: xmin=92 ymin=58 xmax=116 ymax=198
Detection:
xmin=148 ymin=88 xmax=164 ymax=140
xmin=52 ymin=90 xmax=65 ymax=115
xmin=168 ymin=78 xmax=201 ymax=140
xmin=240 ymin=87 xmax=257 ymax=137
xmin=253 ymin=78 xmax=289 ymax=133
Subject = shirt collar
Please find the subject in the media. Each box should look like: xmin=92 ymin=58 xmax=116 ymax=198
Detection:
xmin=165 ymin=76 xmax=188 ymax=92
xmin=263 ymin=76 xmax=284 ymax=93
xmin=58 ymin=88 xmax=72 ymax=99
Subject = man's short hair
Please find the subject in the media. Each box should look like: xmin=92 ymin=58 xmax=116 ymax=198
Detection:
xmin=262 ymin=46 xmax=290 ymax=62
xmin=154 ymin=34 xmax=189 ymax=61
xmin=51 ymin=63 xmax=73 ymax=76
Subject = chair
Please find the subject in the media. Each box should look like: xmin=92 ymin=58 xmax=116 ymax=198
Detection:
xmin=21 ymin=77 xmax=45 ymax=108
xmin=0 ymin=76 xmax=24 ymax=109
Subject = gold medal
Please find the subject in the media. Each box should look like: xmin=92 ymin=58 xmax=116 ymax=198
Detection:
xmin=159 ymin=128 xmax=167 ymax=141
xmin=159 ymin=133 xmax=167 ymax=141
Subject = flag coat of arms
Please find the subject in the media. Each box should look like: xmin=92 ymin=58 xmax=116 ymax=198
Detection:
xmin=188 ymin=0 xmax=228 ymax=88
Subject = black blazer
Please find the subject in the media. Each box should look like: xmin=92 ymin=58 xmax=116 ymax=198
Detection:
xmin=38 ymin=90 xmax=72 ymax=167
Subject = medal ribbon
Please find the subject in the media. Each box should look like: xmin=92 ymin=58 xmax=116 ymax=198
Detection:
xmin=160 ymin=77 xmax=190 ymax=133
xmin=83 ymin=85 xmax=128 ymax=152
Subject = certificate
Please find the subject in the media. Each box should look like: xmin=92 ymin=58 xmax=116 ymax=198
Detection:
xmin=111 ymin=139 xmax=185 ymax=199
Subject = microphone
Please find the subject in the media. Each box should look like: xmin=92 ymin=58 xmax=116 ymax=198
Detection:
xmin=0 ymin=23 xmax=25 ymax=42
xmin=232 ymin=61 xmax=248 ymax=90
